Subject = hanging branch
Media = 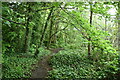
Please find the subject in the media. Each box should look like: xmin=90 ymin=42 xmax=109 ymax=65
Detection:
xmin=59 ymin=6 xmax=89 ymax=40
xmin=35 ymin=6 xmax=76 ymax=12
xmin=70 ymin=23 xmax=89 ymax=40
xmin=1 ymin=17 xmax=25 ymax=25
xmin=49 ymin=23 xmax=68 ymax=40
xmin=47 ymin=7 xmax=89 ymax=40
xmin=1 ymin=6 xmax=76 ymax=25
xmin=60 ymin=6 xmax=89 ymax=32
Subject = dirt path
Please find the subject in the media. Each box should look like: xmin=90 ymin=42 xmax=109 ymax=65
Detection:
xmin=31 ymin=54 xmax=53 ymax=78
xmin=31 ymin=48 xmax=64 ymax=78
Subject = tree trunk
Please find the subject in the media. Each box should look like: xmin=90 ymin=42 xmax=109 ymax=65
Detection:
xmin=105 ymin=16 xmax=107 ymax=31
xmin=24 ymin=3 xmax=33 ymax=53
xmin=88 ymin=3 xmax=93 ymax=57
xmin=39 ymin=7 xmax=54 ymax=46
xmin=48 ymin=16 xmax=53 ymax=49
xmin=34 ymin=7 xmax=54 ymax=57
xmin=118 ymin=2 xmax=120 ymax=52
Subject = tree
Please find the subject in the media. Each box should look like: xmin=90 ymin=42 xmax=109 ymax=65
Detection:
xmin=34 ymin=6 xmax=54 ymax=57
xmin=88 ymin=2 xmax=93 ymax=57
xmin=117 ymin=1 xmax=120 ymax=65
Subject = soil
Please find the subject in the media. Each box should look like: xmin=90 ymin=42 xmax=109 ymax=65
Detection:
xmin=31 ymin=48 xmax=64 ymax=78
xmin=31 ymin=54 xmax=53 ymax=78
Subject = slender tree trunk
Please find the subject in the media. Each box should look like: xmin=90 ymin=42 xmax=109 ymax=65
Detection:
xmin=39 ymin=7 xmax=54 ymax=46
xmin=117 ymin=1 xmax=120 ymax=75
xmin=118 ymin=2 xmax=120 ymax=52
xmin=48 ymin=17 xmax=53 ymax=49
xmin=105 ymin=16 xmax=107 ymax=31
xmin=0 ymin=2 xmax=2 ymax=62
xmin=34 ymin=7 xmax=54 ymax=57
xmin=105 ymin=16 xmax=108 ymax=40
xmin=24 ymin=3 xmax=32 ymax=53
xmin=88 ymin=3 xmax=93 ymax=57
xmin=17 ymin=29 xmax=24 ymax=53
xmin=53 ymin=23 xmax=58 ymax=44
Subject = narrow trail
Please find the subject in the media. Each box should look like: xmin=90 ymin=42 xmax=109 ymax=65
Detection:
xmin=31 ymin=48 xmax=64 ymax=78
xmin=31 ymin=54 xmax=53 ymax=78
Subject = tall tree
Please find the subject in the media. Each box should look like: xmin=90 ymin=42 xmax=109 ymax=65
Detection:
xmin=118 ymin=2 xmax=120 ymax=52
xmin=24 ymin=3 xmax=33 ymax=53
xmin=34 ymin=6 xmax=54 ymax=57
xmin=88 ymin=2 xmax=93 ymax=57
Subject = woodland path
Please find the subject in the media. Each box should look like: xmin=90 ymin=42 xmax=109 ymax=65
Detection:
xmin=31 ymin=53 xmax=54 ymax=78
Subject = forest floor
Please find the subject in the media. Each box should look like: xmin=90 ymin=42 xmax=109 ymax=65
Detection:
xmin=31 ymin=53 xmax=53 ymax=78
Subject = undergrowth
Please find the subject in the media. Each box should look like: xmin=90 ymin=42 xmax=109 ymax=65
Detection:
xmin=48 ymin=50 xmax=119 ymax=79
xmin=2 ymin=47 xmax=51 ymax=78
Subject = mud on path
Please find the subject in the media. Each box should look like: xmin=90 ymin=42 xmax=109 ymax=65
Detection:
xmin=31 ymin=54 xmax=53 ymax=78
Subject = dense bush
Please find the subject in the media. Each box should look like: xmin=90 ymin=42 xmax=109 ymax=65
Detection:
xmin=48 ymin=50 xmax=119 ymax=79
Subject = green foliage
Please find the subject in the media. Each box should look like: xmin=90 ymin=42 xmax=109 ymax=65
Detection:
xmin=2 ymin=54 xmax=37 ymax=78
xmin=48 ymin=50 xmax=119 ymax=79
xmin=48 ymin=51 xmax=96 ymax=79
xmin=37 ymin=47 xmax=51 ymax=58
xmin=29 ymin=44 xmax=37 ymax=55
xmin=2 ymin=47 xmax=51 ymax=78
xmin=2 ymin=2 xmax=119 ymax=79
